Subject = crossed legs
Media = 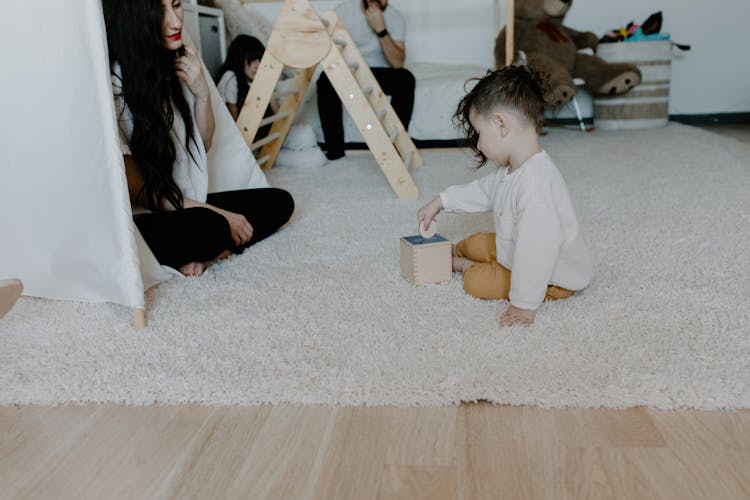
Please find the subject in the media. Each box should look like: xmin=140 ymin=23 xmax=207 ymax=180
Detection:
xmin=453 ymin=232 xmax=574 ymax=301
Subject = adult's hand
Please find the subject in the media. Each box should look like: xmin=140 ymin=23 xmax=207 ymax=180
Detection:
xmin=175 ymin=45 xmax=209 ymax=100
xmin=364 ymin=1 xmax=386 ymax=33
xmin=217 ymin=208 xmax=254 ymax=246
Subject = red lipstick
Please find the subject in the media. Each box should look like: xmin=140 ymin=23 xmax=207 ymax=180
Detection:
xmin=167 ymin=31 xmax=182 ymax=41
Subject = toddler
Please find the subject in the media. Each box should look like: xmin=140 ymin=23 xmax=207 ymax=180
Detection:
xmin=417 ymin=66 xmax=593 ymax=327
xmin=216 ymin=35 xmax=326 ymax=168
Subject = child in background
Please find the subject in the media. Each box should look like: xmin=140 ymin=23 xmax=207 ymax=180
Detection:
xmin=216 ymin=34 xmax=326 ymax=168
xmin=216 ymin=35 xmax=276 ymax=137
xmin=417 ymin=66 xmax=593 ymax=327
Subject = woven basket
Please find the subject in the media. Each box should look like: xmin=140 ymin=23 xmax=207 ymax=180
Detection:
xmin=594 ymin=40 xmax=671 ymax=130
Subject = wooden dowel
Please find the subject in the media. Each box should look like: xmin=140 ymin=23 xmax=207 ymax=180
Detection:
xmin=389 ymin=127 xmax=398 ymax=143
xmin=505 ymin=0 xmax=515 ymax=66
xmin=250 ymin=132 xmax=282 ymax=151
xmin=133 ymin=308 xmax=146 ymax=330
xmin=272 ymin=88 xmax=300 ymax=99
xmin=259 ymin=111 xmax=290 ymax=127
xmin=494 ymin=0 xmax=500 ymax=37
xmin=257 ymin=155 xmax=271 ymax=166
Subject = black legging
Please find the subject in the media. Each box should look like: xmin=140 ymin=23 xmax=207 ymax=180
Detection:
xmin=317 ymin=67 xmax=416 ymax=158
xmin=135 ymin=188 xmax=294 ymax=269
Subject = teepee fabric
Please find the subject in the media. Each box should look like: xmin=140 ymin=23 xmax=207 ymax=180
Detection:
xmin=0 ymin=1 xmax=269 ymax=310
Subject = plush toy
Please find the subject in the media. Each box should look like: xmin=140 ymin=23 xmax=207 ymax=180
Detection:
xmin=495 ymin=0 xmax=641 ymax=106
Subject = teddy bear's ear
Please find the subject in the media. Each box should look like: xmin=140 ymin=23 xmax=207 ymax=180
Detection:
xmin=515 ymin=0 xmax=546 ymax=21
xmin=543 ymin=0 xmax=573 ymax=19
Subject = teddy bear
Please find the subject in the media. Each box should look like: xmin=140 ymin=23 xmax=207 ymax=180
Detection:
xmin=495 ymin=0 xmax=641 ymax=107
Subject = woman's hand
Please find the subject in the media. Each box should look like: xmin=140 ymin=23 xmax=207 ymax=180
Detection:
xmin=176 ymin=43 xmax=215 ymax=150
xmin=216 ymin=208 xmax=254 ymax=246
xmin=417 ymin=196 xmax=443 ymax=232
xmin=183 ymin=198 xmax=253 ymax=246
xmin=175 ymin=45 xmax=210 ymax=100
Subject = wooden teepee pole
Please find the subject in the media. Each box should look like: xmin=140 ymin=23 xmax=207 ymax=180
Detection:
xmin=505 ymin=0 xmax=515 ymax=66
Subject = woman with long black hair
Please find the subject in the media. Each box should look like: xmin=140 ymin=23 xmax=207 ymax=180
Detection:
xmin=102 ymin=0 xmax=294 ymax=277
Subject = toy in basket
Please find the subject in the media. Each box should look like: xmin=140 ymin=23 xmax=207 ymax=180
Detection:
xmin=400 ymin=221 xmax=452 ymax=285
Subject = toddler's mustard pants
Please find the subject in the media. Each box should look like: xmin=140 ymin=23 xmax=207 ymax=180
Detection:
xmin=455 ymin=232 xmax=574 ymax=301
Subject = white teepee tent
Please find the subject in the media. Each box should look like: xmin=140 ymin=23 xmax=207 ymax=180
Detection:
xmin=0 ymin=1 xmax=270 ymax=327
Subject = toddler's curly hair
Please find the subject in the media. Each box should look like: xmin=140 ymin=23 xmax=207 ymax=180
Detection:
xmin=454 ymin=65 xmax=547 ymax=168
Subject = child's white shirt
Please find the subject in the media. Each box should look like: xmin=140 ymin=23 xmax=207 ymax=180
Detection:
xmin=440 ymin=151 xmax=593 ymax=310
xmin=217 ymin=71 xmax=239 ymax=105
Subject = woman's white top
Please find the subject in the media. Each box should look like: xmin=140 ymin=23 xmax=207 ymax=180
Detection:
xmin=217 ymin=71 xmax=239 ymax=105
xmin=111 ymin=62 xmax=209 ymax=208
xmin=440 ymin=151 xmax=593 ymax=310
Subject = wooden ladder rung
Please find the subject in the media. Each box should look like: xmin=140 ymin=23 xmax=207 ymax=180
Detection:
xmin=259 ymin=111 xmax=290 ymax=127
xmin=389 ymin=126 xmax=399 ymax=143
xmin=333 ymin=37 xmax=347 ymax=47
xmin=272 ymin=88 xmax=301 ymax=99
xmin=404 ymin=150 xmax=413 ymax=169
xmin=257 ymin=155 xmax=271 ymax=166
xmin=251 ymin=132 xmax=282 ymax=151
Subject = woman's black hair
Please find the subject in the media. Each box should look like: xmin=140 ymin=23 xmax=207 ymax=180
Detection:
xmin=216 ymin=35 xmax=266 ymax=108
xmin=102 ymin=0 xmax=198 ymax=211
xmin=453 ymin=65 xmax=546 ymax=168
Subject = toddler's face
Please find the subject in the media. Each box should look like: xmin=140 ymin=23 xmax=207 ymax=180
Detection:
xmin=469 ymin=107 xmax=510 ymax=167
xmin=244 ymin=59 xmax=260 ymax=81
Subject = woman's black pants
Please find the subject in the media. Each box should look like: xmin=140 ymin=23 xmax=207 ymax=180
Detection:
xmin=134 ymin=188 xmax=294 ymax=269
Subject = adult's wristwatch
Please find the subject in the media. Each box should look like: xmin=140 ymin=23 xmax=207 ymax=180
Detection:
xmin=376 ymin=28 xmax=389 ymax=38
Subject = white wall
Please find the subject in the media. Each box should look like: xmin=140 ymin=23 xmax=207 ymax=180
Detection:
xmin=251 ymin=0 xmax=750 ymax=115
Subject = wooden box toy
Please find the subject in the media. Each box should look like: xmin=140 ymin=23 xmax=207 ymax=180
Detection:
xmin=400 ymin=234 xmax=452 ymax=285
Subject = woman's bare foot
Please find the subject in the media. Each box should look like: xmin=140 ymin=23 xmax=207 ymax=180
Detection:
xmin=452 ymin=256 xmax=476 ymax=273
xmin=203 ymin=250 xmax=231 ymax=270
xmin=179 ymin=262 xmax=204 ymax=277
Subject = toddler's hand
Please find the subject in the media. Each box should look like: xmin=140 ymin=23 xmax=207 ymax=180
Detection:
xmin=499 ymin=304 xmax=535 ymax=327
xmin=417 ymin=196 xmax=443 ymax=231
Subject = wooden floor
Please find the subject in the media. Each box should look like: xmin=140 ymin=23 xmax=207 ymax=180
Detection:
xmin=1 ymin=404 xmax=749 ymax=499
xmin=3 ymin=124 xmax=750 ymax=499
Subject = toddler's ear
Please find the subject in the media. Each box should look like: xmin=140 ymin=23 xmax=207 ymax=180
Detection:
xmin=492 ymin=111 xmax=509 ymax=136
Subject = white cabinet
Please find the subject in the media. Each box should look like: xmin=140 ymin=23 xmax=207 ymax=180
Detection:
xmin=183 ymin=2 xmax=227 ymax=80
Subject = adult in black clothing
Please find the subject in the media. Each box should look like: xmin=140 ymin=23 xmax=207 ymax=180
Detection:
xmin=317 ymin=0 xmax=415 ymax=160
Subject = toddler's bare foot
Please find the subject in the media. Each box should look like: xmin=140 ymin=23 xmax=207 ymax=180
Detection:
xmin=452 ymin=256 xmax=476 ymax=273
xmin=179 ymin=262 xmax=204 ymax=277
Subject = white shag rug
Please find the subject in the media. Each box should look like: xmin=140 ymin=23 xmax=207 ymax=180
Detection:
xmin=2 ymin=124 xmax=749 ymax=409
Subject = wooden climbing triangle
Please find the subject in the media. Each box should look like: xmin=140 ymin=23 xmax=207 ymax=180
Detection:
xmin=235 ymin=0 xmax=423 ymax=199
